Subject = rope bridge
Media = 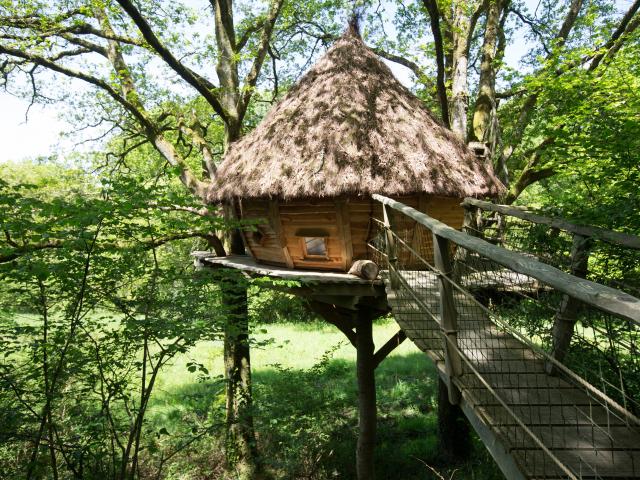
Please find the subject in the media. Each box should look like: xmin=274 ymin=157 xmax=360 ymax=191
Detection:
xmin=367 ymin=194 xmax=640 ymax=480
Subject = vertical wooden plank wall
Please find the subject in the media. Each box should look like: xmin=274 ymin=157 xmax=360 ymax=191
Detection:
xmin=238 ymin=199 xmax=289 ymax=266
xmin=242 ymin=195 xmax=465 ymax=272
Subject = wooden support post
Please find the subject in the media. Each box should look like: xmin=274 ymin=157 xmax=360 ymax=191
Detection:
xmin=433 ymin=233 xmax=462 ymax=405
xmin=382 ymin=204 xmax=399 ymax=288
xmin=433 ymin=233 xmax=469 ymax=461
xmin=547 ymin=234 xmax=591 ymax=374
xmin=437 ymin=377 xmax=471 ymax=462
xmin=355 ymin=307 xmax=376 ymax=480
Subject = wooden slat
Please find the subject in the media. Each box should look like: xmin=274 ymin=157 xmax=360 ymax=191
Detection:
xmin=335 ymin=199 xmax=353 ymax=270
xmin=268 ymin=200 xmax=294 ymax=268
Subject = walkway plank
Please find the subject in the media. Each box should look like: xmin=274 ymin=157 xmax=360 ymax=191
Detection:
xmin=383 ymin=269 xmax=640 ymax=479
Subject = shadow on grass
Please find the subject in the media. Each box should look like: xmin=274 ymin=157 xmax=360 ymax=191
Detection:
xmin=149 ymin=351 xmax=503 ymax=479
xmin=253 ymin=352 xmax=502 ymax=479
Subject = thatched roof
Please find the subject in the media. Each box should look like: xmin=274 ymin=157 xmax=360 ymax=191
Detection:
xmin=208 ymin=29 xmax=505 ymax=202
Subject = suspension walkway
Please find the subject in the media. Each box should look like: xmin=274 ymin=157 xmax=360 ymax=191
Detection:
xmin=370 ymin=195 xmax=640 ymax=480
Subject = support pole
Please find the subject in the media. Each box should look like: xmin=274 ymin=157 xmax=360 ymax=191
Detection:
xmin=433 ymin=233 xmax=462 ymax=404
xmin=433 ymin=233 xmax=470 ymax=462
xmin=382 ymin=204 xmax=399 ymax=288
xmin=355 ymin=307 xmax=376 ymax=480
xmin=437 ymin=377 xmax=471 ymax=462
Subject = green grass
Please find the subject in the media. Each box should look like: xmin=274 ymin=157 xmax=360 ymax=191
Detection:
xmin=148 ymin=318 xmax=503 ymax=480
xmin=2 ymin=309 xmax=502 ymax=478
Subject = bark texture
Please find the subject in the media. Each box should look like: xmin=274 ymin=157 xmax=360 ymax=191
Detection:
xmin=449 ymin=1 xmax=482 ymax=140
xmin=472 ymin=0 xmax=502 ymax=143
xmin=221 ymin=268 xmax=257 ymax=480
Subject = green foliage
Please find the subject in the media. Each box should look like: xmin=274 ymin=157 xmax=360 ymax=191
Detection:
xmin=0 ymin=160 xmax=230 ymax=479
xmin=249 ymin=288 xmax=318 ymax=324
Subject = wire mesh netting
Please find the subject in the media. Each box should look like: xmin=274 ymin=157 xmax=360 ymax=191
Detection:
xmin=466 ymin=207 xmax=640 ymax=297
xmin=367 ymin=200 xmax=640 ymax=479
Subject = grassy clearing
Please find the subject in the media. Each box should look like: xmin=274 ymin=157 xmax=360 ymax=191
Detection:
xmin=149 ymin=318 xmax=503 ymax=480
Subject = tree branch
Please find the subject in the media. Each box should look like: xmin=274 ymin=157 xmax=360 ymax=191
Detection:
xmin=240 ymin=0 xmax=284 ymax=115
xmin=0 ymin=241 xmax=63 ymax=264
xmin=371 ymin=47 xmax=425 ymax=80
xmin=114 ymin=0 xmax=228 ymax=121
xmin=589 ymin=1 xmax=640 ymax=71
xmin=421 ymin=0 xmax=450 ymax=128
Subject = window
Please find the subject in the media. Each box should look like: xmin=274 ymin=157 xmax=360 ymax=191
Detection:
xmin=303 ymin=237 xmax=327 ymax=258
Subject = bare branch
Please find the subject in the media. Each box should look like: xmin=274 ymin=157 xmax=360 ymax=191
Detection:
xmin=240 ymin=0 xmax=285 ymax=115
xmin=114 ymin=0 xmax=228 ymax=120
xmin=371 ymin=47 xmax=425 ymax=80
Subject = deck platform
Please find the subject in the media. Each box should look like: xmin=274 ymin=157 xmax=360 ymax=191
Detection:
xmin=192 ymin=253 xmax=383 ymax=285
xmin=193 ymin=251 xmax=640 ymax=478
xmin=192 ymin=253 xmax=387 ymax=311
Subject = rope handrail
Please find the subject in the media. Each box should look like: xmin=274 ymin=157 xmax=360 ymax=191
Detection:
xmin=462 ymin=197 xmax=640 ymax=250
xmin=372 ymin=194 xmax=640 ymax=325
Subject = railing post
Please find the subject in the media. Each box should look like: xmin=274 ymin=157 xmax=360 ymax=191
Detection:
xmin=383 ymin=204 xmax=399 ymax=289
xmin=462 ymin=204 xmax=480 ymax=238
xmin=547 ymin=233 xmax=592 ymax=374
xmin=433 ymin=232 xmax=462 ymax=404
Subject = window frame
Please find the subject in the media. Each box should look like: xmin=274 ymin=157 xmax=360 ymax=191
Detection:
xmin=300 ymin=236 xmax=329 ymax=260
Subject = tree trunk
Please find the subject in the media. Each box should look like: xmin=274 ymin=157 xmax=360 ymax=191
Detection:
xmin=472 ymin=0 xmax=502 ymax=143
xmin=421 ymin=0 xmax=451 ymax=127
xmin=221 ymin=265 xmax=257 ymax=480
xmin=547 ymin=234 xmax=591 ymax=374
xmin=356 ymin=308 xmax=376 ymax=480
xmin=437 ymin=377 xmax=470 ymax=462
xmin=449 ymin=2 xmax=481 ymax=140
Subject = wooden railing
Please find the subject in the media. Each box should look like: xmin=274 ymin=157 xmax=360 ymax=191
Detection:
xmin=460 ymin=197 xmax=640 ymax=369
xmin=369 ymin=194 xmax=640 ymax=479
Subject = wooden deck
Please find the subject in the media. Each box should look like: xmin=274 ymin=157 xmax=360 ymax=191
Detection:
xmin=384 ymin=270 xmax=640 ymax=479
xmin=192 ymin=252 xmax=383 ymax=286
xmin=192 ymin=253 xmax=388 ymax=312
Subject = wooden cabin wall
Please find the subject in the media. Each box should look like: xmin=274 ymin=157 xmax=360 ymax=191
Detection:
xmin=238 ymin=199 xmax=290 ymax=267
xmin=348 ymin=194 xmax=464 ymax=267
xmin=241 ymin=195 xmax=464 ymax=272
xmin=278 ymin=198 xmax=346 ymax=270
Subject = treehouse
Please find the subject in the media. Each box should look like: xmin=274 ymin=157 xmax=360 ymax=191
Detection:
xmin=207 ymin=27 xmax=503 ymax=273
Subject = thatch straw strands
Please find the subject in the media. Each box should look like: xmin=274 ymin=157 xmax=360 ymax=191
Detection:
xmin=208 ymin=30 xmax=504 ymax=202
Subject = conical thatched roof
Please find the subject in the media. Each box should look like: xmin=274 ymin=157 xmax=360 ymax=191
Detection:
xmin=208 ymin=30 xmax=504 ymax=202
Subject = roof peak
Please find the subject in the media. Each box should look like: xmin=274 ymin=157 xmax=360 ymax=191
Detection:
xmin=207 ymin=26 xmax=505 ymax=202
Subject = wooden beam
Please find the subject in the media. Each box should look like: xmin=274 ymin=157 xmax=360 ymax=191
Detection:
xmin=462 ymin=197 xmax=640 ymax=250
xmin=372 ymin=329 xmax=407 ymax=368
xmin=307 ymin=301 xmax=357 ymax=346
xmin=382 ymin=204 xmax=399 ymax=289
xmin=336 ymin=199 xmax=354 ymax=270
xmin=372 ymin=194 xmax=640 ymax=324
xmin=268 ymin=200 xmax=294 ymax=268
xmin=433 ymin=232 xmax=462 ymax=405
xmin=236 ymin=199 xmax=257 ymax=259
xmin=457 ymin=390 xmax=527 ymax=480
